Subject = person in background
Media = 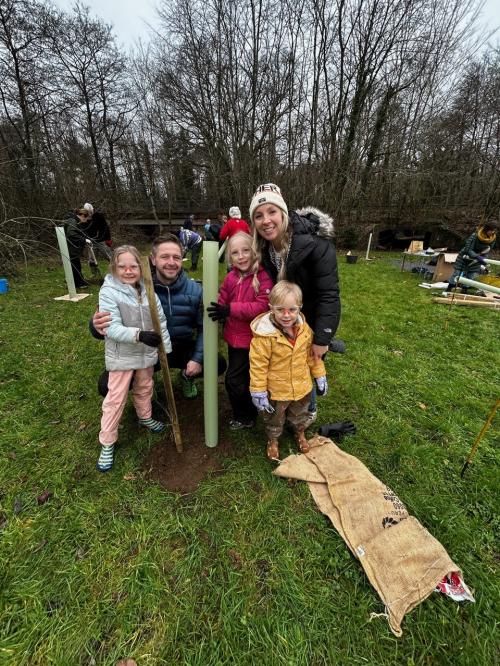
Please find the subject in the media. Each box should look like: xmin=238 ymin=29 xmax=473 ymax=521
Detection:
xmin=96 ymin=245 xmax=171 ymax=472
xmin=178 ymin=227 xmax=203 ymax=271
xmin=83 ymin=202 xmax=112 ymax=260
xmin=204 ymin=219 xmax=211 ymax=238
xmin=220 ymin=206 xmax=251 ymax=241
xmin=249 ymin=183 xmax=340 ymax=422
xmin=249 ymin=281 xmax=328 ymax=461
xmin=446 ymin=219 xmax=498 ymax=293
xmin=63 ymin=207 xmax=91 ymax=288
xmin=207 ymin=232 xmax=273 ymax=429
xmin=206 ymin=217 xmax=222 ymax=242
xmin=183 ymin=214 xmax=194 ymax=230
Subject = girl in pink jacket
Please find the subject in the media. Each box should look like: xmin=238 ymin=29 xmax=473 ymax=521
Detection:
xmin=207 ymin=232 xmax=273 ymax=429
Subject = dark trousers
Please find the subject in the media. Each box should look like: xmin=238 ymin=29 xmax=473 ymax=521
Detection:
xmin=225 ymin=346 xmax=257 ymax=422
xmin=190 ymin=243 xmax=202 ymax=270
xmin=167 ymin=339 xmax=227 ymax=376
xmin=70 ymin=256 xmax=86 ymax=287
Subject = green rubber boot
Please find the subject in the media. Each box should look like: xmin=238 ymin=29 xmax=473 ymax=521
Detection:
xmin=180 ymin=371 xmax=198 ymax=399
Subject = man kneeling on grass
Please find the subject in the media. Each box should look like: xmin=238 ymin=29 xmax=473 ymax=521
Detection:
xmin=90 ymin=234 xmax=226 ymax=399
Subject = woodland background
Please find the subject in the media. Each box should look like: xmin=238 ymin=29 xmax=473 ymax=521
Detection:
xmin=1 ymin=0 xmax=500 ymax=259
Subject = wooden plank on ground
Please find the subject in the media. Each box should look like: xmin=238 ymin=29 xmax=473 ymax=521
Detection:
xmin=432 ymin=297 xmax=500 ymax=309
xmin=439 ymin=293 xmax=498 ymax=302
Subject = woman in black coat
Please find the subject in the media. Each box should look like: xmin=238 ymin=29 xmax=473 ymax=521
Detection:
xmin=249 ymin=183 xmax=341 ymax=418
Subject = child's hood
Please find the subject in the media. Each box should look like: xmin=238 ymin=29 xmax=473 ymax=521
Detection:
xmin=250 ymin=311 xmax=305 ymax=337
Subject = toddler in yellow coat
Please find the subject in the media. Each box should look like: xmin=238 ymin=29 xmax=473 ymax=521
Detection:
xmin=249 ymin=281 xmax=328 ymax=461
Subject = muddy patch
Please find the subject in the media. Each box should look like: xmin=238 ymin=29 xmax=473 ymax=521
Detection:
xmin=143 ymin=384 xmax=235 ymax=493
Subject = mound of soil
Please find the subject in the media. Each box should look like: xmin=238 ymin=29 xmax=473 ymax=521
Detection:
xmin=143 ymin=383 xmax=235 ymax=493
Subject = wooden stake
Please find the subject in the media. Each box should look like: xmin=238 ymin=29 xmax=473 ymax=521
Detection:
xmin=436 ymin=293 xmax=498 ymax=302
xmin=433 ymin=297 xmax=500 ymax=309
xmin=141 ymin=256 xmax=183 ymax=452
xmin=461 ymin=399 xmax=499 ymax=477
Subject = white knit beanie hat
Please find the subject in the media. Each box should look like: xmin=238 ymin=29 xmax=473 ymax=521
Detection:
xmin=229 ymin=206 xmax=241 ymax=218
xmin=249 ymin=183 xmax=288 ymax=222
xmin=83 ymin=202 xmax=94 ymax=216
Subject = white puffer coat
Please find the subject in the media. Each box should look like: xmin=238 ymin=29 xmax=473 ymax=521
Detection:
xmin=99 ymin=274 xmax=172 ymax=372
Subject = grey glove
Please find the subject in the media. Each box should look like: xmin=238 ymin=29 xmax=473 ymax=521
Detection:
xmin=315 ymin=376 xmax=328 ymax=396
xmin=250 ymin=391 xmax=275 ymax=413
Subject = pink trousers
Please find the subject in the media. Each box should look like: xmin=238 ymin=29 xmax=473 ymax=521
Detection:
xmin=99 ymin=367 xmax=154 ymax=445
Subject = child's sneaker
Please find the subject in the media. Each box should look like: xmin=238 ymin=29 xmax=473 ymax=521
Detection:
xmin=307 ymin=409 xmax=317 ymax=425
xmin=97 ymin=444 xmax=114 ymax=472
xmin=139 ymin=417 xmax=166 ymax=433
xmin=180 ymin=371 xmax=198 ymax=399
xmin=229 ymin=419 xmax=255 ymax=430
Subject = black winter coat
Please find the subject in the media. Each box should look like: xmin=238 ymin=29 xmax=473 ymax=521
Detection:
xmin=83 ymin=211 xmax=111 ymax=243
xmin=260 ymin=208 xmax=341 ymax=346
xmin=63 ymin=212 xmax=87 ymax=260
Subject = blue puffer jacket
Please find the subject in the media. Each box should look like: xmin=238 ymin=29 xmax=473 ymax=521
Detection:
xmin=99 ymin=274 xmax=172 ymax=372
xmin=153 ymin=270 xmax=204 ymax=364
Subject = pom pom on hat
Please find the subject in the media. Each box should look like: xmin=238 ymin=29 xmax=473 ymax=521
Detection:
xmin=229 ymin=206 xmax=241 ymax=218
xmin=249 ymin=183 xmax=288 ymax=222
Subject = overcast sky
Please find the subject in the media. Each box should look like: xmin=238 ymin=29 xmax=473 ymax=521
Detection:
xmin=52 ymin=0 xmax=500 ymax=48
xmin=51 ymin=0 xmax=158 ymax=48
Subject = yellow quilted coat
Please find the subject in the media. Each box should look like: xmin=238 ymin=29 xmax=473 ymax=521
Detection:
xmin=249 ymin=312 xmax=326 ymax=401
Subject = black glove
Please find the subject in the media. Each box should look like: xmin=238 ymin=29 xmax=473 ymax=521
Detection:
xmin=138 ymin=330 xmax=162 ymax=347
xmin=318 ymin=421 xmax=357 ymax=440
xmin=329 ymin=338 xmax=346 ymax=354
xmin=207 ymin=301 xmax=230 ymax=321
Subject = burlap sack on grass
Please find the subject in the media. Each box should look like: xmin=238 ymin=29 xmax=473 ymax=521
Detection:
xmin=274 ymin=435 xmax=465 ymax=636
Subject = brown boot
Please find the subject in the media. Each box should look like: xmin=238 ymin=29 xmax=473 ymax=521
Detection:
xmin=267 ymin=439 xmax=280 ymax=461
xmin=295 ymin=430 xmax=310 ymax=454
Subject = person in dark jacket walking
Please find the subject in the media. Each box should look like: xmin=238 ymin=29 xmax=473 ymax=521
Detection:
xmin=446 ymin=220 xmax=498 ymax=292
xmin=91 ymin=234 xmax=226 ymax=399
xmin=249 ymin=183 xmax=341 ymax=421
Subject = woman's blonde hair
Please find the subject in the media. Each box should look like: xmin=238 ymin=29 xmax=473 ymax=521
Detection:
xmin=109 ymin=245 xmax=142 ymax=280
xmin=251 ymin=210 xmax=291 ymax=280
xmin=227 ymin=231 xmax=261 ymax=294
xmin=269 ymin=280 xmax=302 ymax=307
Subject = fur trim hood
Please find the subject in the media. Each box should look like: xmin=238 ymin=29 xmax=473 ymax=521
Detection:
xmin=295 ymin=207 xmax=335 ymax=240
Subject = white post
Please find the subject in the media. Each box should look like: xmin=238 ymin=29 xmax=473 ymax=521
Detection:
xmin=365 ymin=232 xmax=373 ymax=260
xmin=484 ymin=258 xmax=500 ymax=267
xmin=218 ymin=238 xmax=228 ymax=259
xmin=457 ymin=276 xmax=500 ymax=295
xmin=55 ymin=226 xmax=77 ymax=298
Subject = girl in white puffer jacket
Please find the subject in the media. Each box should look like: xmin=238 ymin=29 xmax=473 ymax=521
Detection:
xmin=97 ymin=245 xmax=172 ymax=472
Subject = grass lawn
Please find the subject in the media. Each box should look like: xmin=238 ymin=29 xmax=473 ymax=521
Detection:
xmin=0 ymin=252 xmax=498 ymax=665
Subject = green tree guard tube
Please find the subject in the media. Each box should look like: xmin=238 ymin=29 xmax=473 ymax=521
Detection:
xmin=203 ymin=241 xmax=219 ymax=447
